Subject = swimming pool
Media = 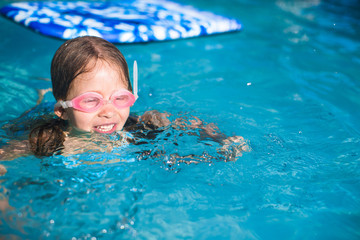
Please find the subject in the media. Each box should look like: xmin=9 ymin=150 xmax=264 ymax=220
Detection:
xmin=1 ymin=0 xmax=359 ymax=239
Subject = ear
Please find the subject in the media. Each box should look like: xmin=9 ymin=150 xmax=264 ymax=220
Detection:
xmin=54 ymin=105 xmax=69 ymax=120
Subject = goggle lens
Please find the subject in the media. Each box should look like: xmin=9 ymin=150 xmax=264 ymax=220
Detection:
xmin=77 ymin=95 xmax=102 ymax=111
xmin=112 ymin=91 xmax=133 ymax=108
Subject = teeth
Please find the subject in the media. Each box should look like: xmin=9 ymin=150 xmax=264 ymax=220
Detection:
xmin=96 ymin=124 xmax=114 ymax=132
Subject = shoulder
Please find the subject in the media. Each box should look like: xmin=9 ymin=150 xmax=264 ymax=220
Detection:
xmin=139 ymin=110 xmax=171 ymax=129
xmin=123 ymin=114 xmax=141 ymax=131
xmin=124 ymin=111 xmax=171 ymax=131
xmin=125 ymin=114 xmax=140 ymax=125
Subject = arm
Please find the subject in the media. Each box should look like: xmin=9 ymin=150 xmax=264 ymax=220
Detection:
xmin=0 ymin=139 xmax=31 ymax=161
xmin=139 ymin=110 xmax=225 ymax=141
xmin=136 ymin=110 xmax=250 ymax=161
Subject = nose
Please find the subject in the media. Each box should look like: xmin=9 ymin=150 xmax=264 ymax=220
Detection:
xmin=98 ymin=101 xmax=115 ymax=118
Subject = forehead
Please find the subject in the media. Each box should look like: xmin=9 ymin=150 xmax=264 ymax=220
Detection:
xmin=67 ymin=60 xmax=128 ymax=98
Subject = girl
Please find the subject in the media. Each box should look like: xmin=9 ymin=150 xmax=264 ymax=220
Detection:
xmin=29 ymin=36 xmax=172 ymax=156
xmin=3 ymin=36 xmax=248 ymax=159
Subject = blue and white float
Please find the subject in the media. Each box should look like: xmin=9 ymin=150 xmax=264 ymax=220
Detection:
xmin=0 ymin=0 xmax=242 ymax=43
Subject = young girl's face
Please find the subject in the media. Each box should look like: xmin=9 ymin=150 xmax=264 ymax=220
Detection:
xmin=58 ymin=60 xmax=131 ymax=133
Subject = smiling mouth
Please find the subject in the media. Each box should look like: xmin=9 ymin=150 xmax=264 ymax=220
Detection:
xmin=94 ymin=124 xmax=116 ymax=133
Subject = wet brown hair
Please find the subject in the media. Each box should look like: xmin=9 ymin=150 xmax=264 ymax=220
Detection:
xmin=51 ymin=36 xmax=132 ymax=101
xmin=29 ymin=36 xmax=132 ymax=156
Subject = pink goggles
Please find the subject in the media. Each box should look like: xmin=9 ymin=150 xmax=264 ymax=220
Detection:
xmin=55 ymin=89 xmax=136 ymax=113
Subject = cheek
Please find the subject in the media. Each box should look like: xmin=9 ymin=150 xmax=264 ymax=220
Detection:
xmin=117 ymin=108 xmax=130 ymax=129
xmin=66 ymin=109 xmax=94 ymax=131
xmin=122 ymin=108 xmax=130 ymax=118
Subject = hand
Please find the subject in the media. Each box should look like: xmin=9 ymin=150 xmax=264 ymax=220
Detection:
xmin=219 ymin=136 xmax=250 ymax=161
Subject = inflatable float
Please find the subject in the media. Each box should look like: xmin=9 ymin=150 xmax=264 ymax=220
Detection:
xmin=0 ymin=0 xmax=242 ymax=43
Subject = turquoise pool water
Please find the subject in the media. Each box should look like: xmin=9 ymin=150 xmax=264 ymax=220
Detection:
xmin=1 ymin=0 xmax=360 ymax=239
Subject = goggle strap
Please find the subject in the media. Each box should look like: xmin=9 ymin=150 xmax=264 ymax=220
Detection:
xmin=56 ymin=100 xmax=72 ymax=109
xmin=133 ymin=60 xmax=138 ymax=100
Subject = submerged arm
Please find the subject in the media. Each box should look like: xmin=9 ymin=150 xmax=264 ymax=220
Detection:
xmin=131 ymin=110 xmax=250 ymax=161
xmin=0 ymin=139 xmax=31 ymax=161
